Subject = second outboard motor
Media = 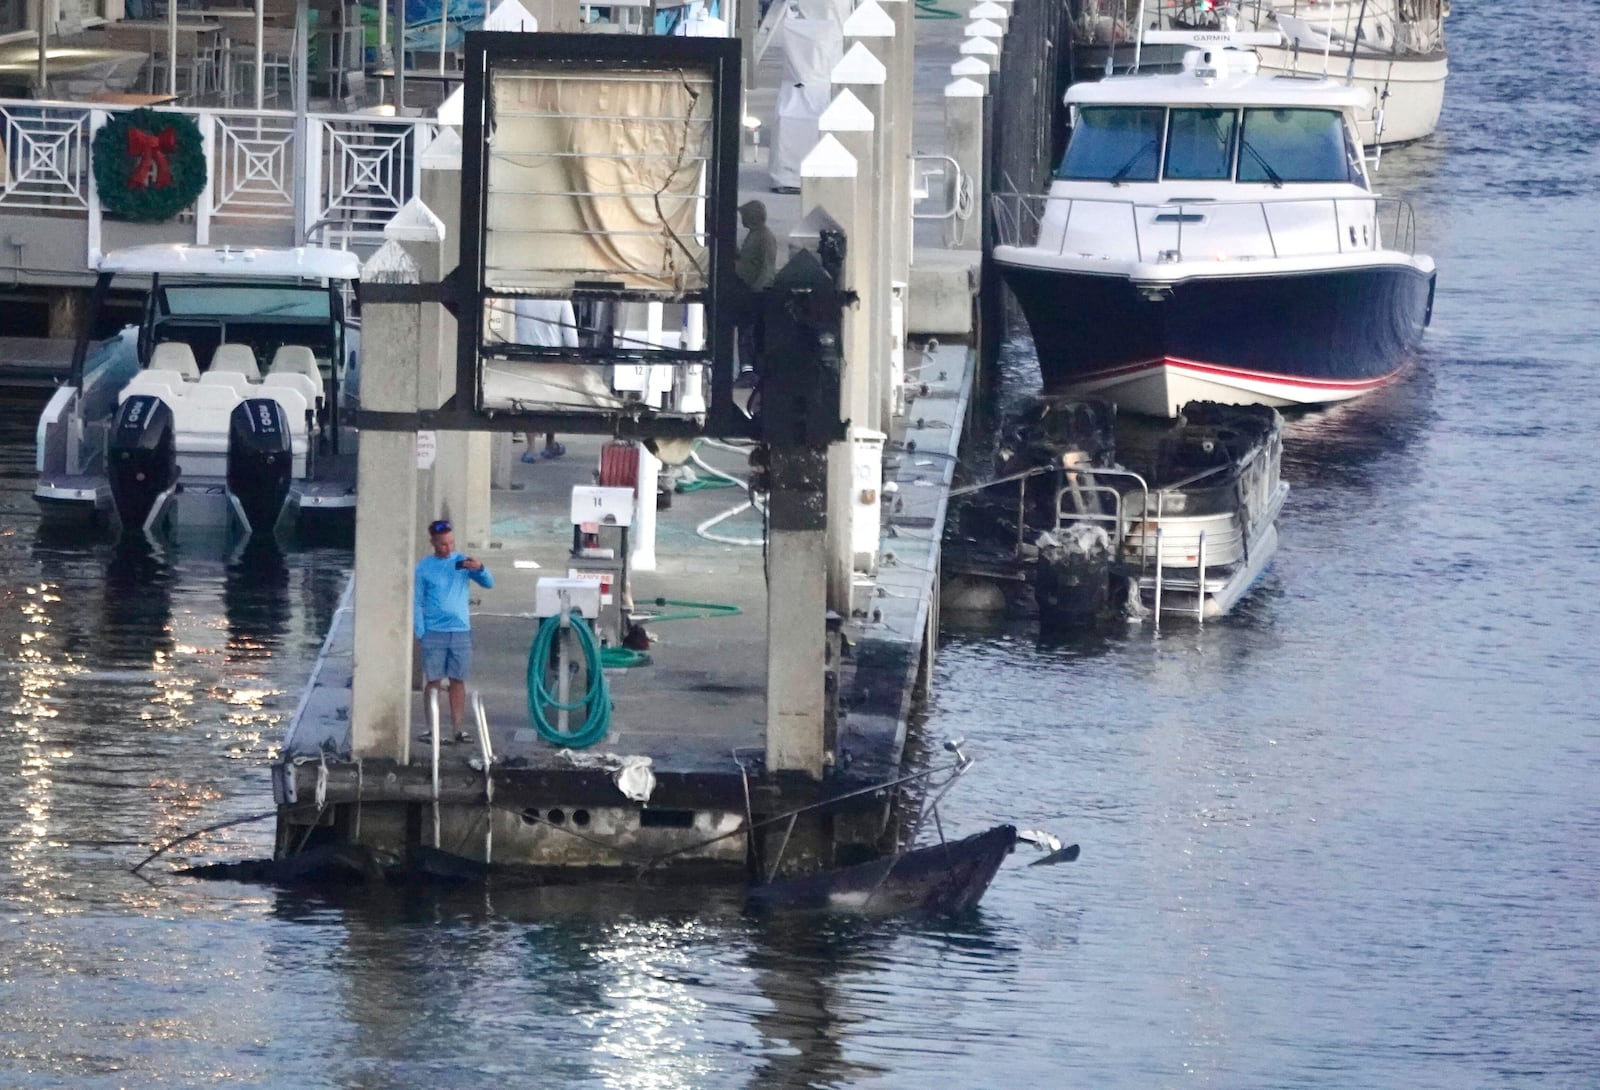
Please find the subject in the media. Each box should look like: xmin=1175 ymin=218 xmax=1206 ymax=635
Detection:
xmin=227 ymin=399 xmax=293 ymax=538
xmin=107 ymin=394 xmax=178 ymax=535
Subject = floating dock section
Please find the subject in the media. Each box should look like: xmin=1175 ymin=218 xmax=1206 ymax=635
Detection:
xmin=273 ymin=15 xmax=1005 ymax=881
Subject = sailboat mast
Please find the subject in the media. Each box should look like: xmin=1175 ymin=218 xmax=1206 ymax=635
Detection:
xmin=1132 ymin=0 xmax=1145 ymax=73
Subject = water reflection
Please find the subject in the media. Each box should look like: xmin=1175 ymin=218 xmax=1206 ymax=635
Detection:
xmin=1279 ymin=355 xmax=1439 ymax=491
xmin=102 ymin=541 xmax=177 ymax=670
xmin=223 ymin=541 xmax=291 ymax=664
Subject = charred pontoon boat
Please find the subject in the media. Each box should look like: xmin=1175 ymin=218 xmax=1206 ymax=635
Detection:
xmin=955 ymin=398 xmax=1288 ymax=625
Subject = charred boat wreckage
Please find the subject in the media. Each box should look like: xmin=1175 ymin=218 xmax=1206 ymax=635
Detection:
xmin=154 ymin=738 xmax=1078 ymax=918
xmin=948 ymin=398 xmax=1289 ymax=627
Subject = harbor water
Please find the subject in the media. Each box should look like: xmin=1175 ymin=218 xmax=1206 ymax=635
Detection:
xmin=1 ymin=5 xmax=1595 ymax=1085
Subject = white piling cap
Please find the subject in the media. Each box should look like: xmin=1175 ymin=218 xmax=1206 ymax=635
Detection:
xmin=844 ymin=0 xmax=895 ymax=37
xmin=800 ymin=134 xmax=860 ymax=179
xmin=420 ymin=127 xmax=463 ymax=170
xmin=966 ymin=17 xmax=1004 ymax=38
xmin=833 ymin=42 xmax=888 ymax=83
xmin=483 ymin=0 xmax=538 ymax=30
xmin=951 ymin=55 xmax=992 ymax=77
xmin=969 ymin=1 xmax=1007 ymax=17
xmin=384 ymin=196 xmax=447 ymax=243
xmin=436 ymin=86 xmax=465 ymax=126
xmin=361 ymin=239 xmax=421 ymax=284
xmin=819 ymin=89 xmax=876 ymax=133
xmin=960 ymin=36 xmax=1000 ymax=56
xmin=945 ymin=77 xmax=986 ymax=98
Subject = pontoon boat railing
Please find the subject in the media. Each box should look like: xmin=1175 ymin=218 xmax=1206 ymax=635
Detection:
xmin=991 ymin=191 xmax=1420 ymax=260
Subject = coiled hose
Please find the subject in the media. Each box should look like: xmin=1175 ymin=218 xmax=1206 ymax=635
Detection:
xmin=527 ymin=610 xmax=611 ymax=748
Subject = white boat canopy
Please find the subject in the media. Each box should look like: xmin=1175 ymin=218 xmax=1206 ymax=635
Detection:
xmin=96 ymin=244 xmax=363 ymax=282
xmin=1069 ymin=49 xmax=1372 ymax=110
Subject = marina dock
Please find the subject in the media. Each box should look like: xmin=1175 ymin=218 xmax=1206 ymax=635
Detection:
xmin=269 ymin=16 xmax=998 ymax=881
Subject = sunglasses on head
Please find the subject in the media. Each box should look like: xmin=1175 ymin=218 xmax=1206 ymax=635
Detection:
xmin=428 ymin=520 xmax=452 ymax=535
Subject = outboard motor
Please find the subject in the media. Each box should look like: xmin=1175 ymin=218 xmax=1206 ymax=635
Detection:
xmin=107 ymin=394 xmax=178 ymax=535
xmin=226 ymin=398 xmax=293 ymax=538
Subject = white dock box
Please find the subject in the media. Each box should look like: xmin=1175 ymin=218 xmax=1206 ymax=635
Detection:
xmin=852 ymin=428 xmax=886 ymax=571
xmin=570 ymin=485 xmax=635 ymax=527
xmin=535 ymin=577 xmax=603 ymax=620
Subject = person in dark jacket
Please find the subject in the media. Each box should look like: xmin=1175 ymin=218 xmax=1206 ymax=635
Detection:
xmin=735 ymin=200 xmax=778 ymax=377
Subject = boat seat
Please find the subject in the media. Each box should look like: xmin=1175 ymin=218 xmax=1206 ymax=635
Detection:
xmin=209 ymin=343 xmax=261 ymax=381
xmin=268 ymin=344 xmax=323 ymax=386
xmin=261 ymin=371 xmax=322 ymax=414
xmin=198 ymin=370 xmax=254 ymax=395
xmin=120 ymin=369 xmax=191 ymax=404
xmin=149 ymin=342 xmax=201 ymax=381
xmin=170 ymin=384 xmax=242 ymax=455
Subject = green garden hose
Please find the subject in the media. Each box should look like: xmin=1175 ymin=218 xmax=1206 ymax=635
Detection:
xmin=527 ymin=610 xmax=611 ymax=748
xmin=635 ymin=597 xmax=742 ymax=624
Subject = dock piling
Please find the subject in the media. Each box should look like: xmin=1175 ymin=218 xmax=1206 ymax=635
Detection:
xmin=351 ymin=241 xmax=424 ymax=764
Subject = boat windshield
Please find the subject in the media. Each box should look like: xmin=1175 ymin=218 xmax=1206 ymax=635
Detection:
xmin=159 ymin=285 xmax=332 ymax=321
xmin=1057 ymin=106 xmax=1163 ymax=182
xmin=1238 ymin=108 xmax=1360 ymax=184
xmin=1059 ymin=105 xmax=1364 ymax=187
xmin=1164 ymin=108 xmax=1237 ymax=181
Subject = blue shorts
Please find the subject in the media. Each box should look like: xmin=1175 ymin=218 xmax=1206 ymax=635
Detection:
xmin=420 ymin=630 xmax=472 ymax=682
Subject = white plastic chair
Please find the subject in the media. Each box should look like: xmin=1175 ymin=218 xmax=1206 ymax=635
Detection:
xmin=150 ymin=343 xmax=201 ymax=381
xmin=210 ymin=343 xmax=261 ymax=381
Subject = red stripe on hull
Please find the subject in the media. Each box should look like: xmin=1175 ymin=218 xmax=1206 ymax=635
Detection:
xmin=1079 ymin=356 xmax=1406 ymax=395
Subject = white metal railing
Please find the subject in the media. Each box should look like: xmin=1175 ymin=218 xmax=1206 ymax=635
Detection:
xmin=0 ymin=104 xmax=93 ymax=209
xmin=991 ymin=191 xmax=1420 ymax=262
xmin=0 ymin=98 xmax=436 ymax=254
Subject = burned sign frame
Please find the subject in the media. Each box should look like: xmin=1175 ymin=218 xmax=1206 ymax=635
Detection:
xmin=455 ymin=32 xmax=748 ymax=439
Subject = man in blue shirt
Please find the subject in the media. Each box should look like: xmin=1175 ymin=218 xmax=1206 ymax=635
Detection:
xmin=414 ymin=518 xmax=494 ymax=741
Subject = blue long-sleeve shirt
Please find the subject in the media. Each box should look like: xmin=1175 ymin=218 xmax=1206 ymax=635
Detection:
xmin=414 ymin=552 xmax=493 ymax=638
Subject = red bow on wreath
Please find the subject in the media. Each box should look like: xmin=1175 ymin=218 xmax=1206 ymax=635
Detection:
xmin=127 ymin=126 xmax=177 ymax=190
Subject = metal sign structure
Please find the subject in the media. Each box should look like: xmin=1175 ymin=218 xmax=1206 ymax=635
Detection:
xmin=456 ymin=32 xmax=748 ymax=439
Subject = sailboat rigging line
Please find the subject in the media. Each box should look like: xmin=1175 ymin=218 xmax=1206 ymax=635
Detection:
xmin=1345 ymin=0 xmax=1372 ymax=84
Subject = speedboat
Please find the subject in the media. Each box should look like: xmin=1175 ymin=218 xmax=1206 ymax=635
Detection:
xmin=993 ymin=41 xmax=1435 ymax=418
xmin=35 ymin=244 xmax=361 ymax=540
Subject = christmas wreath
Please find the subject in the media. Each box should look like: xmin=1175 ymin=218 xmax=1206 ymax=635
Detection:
xmin=92 ymin=108 xmax=207 ymax=223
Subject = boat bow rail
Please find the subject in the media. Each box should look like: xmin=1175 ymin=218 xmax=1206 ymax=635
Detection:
xmin=991 ymin=191 xmax=1420 ymax=266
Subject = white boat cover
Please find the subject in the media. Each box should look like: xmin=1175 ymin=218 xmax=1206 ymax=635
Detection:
xmin=769 ymin=15 xmax=844 ymax=190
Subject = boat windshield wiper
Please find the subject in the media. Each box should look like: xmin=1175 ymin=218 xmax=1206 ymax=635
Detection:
xmin=1106 ymin=140 xmax=1157 ymax=187
xmin=1240 ymin=141 xmax=1285 ymax=188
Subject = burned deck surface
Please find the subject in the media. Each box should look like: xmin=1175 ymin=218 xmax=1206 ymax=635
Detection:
xmin=281 ymin=342 xmax=973 ymax=790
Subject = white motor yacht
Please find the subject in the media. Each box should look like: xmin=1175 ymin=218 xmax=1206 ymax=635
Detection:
xmin=993 ymin=42 xmax=1436 ymax=418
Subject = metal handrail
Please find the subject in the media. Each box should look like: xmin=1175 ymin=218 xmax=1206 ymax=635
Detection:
xmin=990 ymin=191 xmax=1423 ymax=259
xmin=1050 ymin=466 xmax=1153 ymax=581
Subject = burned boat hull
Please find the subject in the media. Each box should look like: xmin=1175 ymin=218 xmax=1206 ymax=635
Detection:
xmin=746 ymin=824 xmax=1018 ymax=916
